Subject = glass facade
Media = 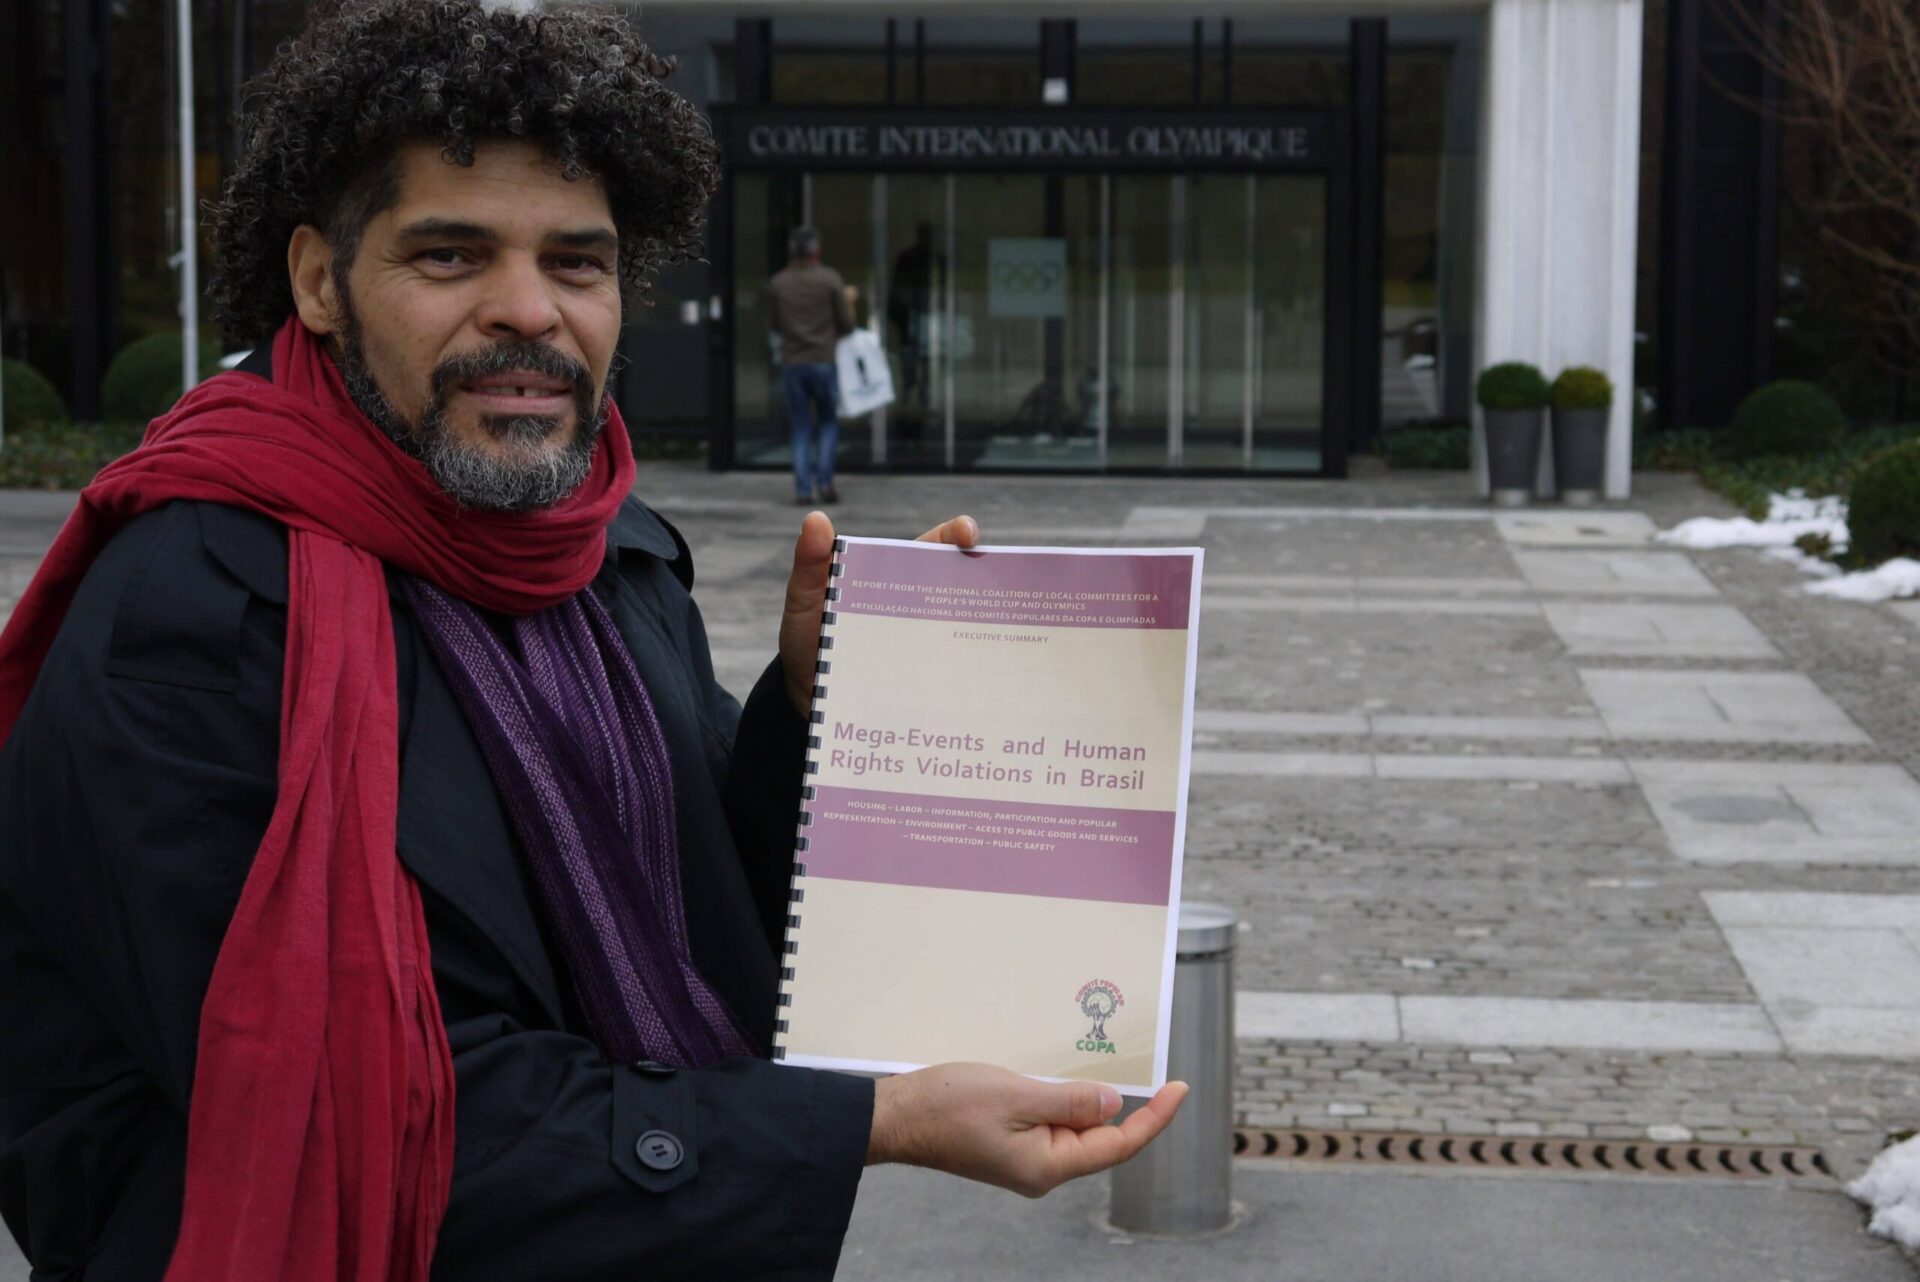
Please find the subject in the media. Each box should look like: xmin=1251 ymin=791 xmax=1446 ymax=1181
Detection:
xmin=5 ymin=4 xmax=1503 ymax=477
xmin=921 ymin=19 xmax=1042 ymax=106
xmin=733 ymin=168 xmax=1330 ymax=475
xmin=1381 ymin=16 xmax=1482 ymax=433
xmin=3 ymin=0 xmax=306 ymax=420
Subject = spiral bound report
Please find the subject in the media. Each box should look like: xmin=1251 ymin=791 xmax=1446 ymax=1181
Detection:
xmin=771 ymin=536 xmax=845 ymax=1061
xmin=766 ymin=533 xmax=1201 ymax=1094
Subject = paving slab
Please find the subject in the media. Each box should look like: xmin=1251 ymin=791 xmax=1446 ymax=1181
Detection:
xmin=1705 ymin=890 xmax=1920 ymax=930
xmin=1190 ymin=751 xmax=1631 ymax=784
xmin=1205 ymin=573 xmax=1528 ymax=596
xmin=1582 ymin=669 xmax=1871 ymax=743
xmin=1367 ymin=713 xmax=1607 ymax=740
xmin=1195 ymin=710 xmax=1373 ymax=735
xmin=1204 ymin=595 xmax=1541 ymax=617
xmin=1633 ymin=760 xmax=1920 ymax=866
xmin=1767 ymin=1005 xmax=1920 ymax=1059
xmin=1371 ymin=754 xmax=1631 ymax=783
xmin=1493 ymin=510 xmax=1659 ymax=547
xmin=1190 ymin=751 xmax=1376 ymax=778
xmin=1119 ymin=506 xmax=1210 ymax=541
xmin=1704 ymin=892 xmax=1920 ymax=1058
xmin=1236 ymin=991 xmax=1402 ymax=1042
xmin=838 ymin=1162 xmax=1915 ymax=1282
xmin=1721 ymin=927 xmax=1920 ymax=1011
xmin=1543 ymin=602 xmax=1781 ymax=658
xmin=1396 ymin=996 xmax=1782 ymax=1053
xmin=1512 ymin=548 xmax=1720 ymax=597
xmin=1201 ymin=516 xmax=1518 ymax=580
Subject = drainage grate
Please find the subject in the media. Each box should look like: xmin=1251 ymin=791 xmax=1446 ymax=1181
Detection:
xmin=1234 ymin=1128 xmax=1831 ymax=1182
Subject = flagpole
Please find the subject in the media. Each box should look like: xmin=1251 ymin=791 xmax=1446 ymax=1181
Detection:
xmin=176 ymin=0 xmax=199 ymax=391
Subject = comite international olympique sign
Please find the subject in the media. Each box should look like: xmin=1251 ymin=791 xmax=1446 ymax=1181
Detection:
xmin=722 ymin=110 xmax=1332 ymax=173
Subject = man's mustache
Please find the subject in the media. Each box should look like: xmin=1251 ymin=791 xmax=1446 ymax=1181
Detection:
xmin=429 ymin=342 xmax=595 ymax=406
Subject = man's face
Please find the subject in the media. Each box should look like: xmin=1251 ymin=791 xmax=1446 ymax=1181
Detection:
xmin=310 ymin=139 xmax=623 ymax=511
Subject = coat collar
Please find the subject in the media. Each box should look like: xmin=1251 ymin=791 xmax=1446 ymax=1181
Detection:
xmin=606 ymin=497 xmax=681 ymax=563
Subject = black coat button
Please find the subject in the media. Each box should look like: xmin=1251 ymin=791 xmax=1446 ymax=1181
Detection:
xmin=636 ymin=1130 xmax=685 ymax=1171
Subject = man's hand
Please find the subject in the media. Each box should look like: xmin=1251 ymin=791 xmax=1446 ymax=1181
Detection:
xmin=779 ymin=512 xmax=980 ymax=717
xmin=866 ymin=1063 xmax=1188 ymax=1198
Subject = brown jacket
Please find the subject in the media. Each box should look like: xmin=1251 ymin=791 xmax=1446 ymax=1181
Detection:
xmin=769 ymin=260 xmax=854 ymax=365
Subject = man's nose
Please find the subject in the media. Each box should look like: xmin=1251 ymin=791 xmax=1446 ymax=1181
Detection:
xmin=475 ymin=253 xmax=561 ymax=340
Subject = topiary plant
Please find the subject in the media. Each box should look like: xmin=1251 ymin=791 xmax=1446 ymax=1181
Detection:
xmin=1846 ymin=439 xmax=1920 ymax=565
xmin=2 ymin=357 xmax=69 ymax=433
xmin=1726 ymin=380 xmax=1847 ymax=460
xmin=1475 ymin=362 xmax=1550 ymax=410
xmin=100 ymin=332 xmax=221 ymax=425
xmin=1551 ymin=366 xmax=1613 ymax=411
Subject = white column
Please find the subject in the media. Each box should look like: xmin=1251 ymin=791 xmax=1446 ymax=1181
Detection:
xmin=1474 ymin=0 xmax=1643 ymax=499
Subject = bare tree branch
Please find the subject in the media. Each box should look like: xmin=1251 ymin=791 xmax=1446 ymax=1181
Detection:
xmin=1719 ymin=0 xmax=1920 ymax=372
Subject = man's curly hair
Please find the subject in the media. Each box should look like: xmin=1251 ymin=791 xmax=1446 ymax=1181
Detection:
xmin=209 ymin=0 xmax=718 ymax=343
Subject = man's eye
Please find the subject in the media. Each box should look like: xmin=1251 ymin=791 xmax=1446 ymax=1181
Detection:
xmin=553 ymin=255 xmax=610 ymax=275
xmin=420 ymin=248 xmax=471 ymax=268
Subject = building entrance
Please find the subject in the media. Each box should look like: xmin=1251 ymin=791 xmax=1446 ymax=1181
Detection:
xmin=716 ymin=108 xmax=1347 ymax=476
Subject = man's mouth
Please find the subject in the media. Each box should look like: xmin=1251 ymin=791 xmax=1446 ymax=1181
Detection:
xmin=458 ymin=371 xmax=575 ymax=416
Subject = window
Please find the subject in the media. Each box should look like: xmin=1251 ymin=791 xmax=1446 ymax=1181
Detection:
xmin=772 ymin=17 xmax=888 ymax=105
xmin=921 ymin=18 xmax=1040 ymax=106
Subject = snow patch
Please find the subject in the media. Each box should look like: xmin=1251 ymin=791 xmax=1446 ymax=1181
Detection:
xmin=1806 ymin=558 xmax=1920 ymax=603
xmin=1655 ymin=491 xmax=1849 ymax=552
xmin=1850 ymin=1135 xmax=1920 ymax=1252
xmin=1761 ymin=545 xmax=1843 ymax=579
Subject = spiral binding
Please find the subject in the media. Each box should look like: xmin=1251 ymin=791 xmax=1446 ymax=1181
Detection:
xmin=772 ymin=536 xmax=846 ymax=1060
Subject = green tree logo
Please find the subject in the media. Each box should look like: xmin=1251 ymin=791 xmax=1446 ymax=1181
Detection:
xmin=1076 ymin=979 xmax=1125 ymax=1042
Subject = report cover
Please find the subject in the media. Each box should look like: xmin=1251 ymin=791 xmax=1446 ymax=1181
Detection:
xmin=773 ymin=536 xmax=1203 ymax=1095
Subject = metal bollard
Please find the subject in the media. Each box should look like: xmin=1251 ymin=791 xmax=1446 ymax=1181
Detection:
xmin=1109 ymin=901 xmax=1238 ymax=1236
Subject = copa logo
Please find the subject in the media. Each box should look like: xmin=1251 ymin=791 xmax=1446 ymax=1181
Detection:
xmin=1074 ymin=978 xmax=1124 ymax=1055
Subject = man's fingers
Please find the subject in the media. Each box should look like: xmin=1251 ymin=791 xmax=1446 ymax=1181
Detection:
xmin=784 ymin=511 xmax=836 ymax=615
xmin=1114 ymin=1081 xmax=1189 ymax=1146
xmin=1026 ymin=1080 xmax=1122 ymax=1131
xmin=1045 ymin=1081 xmax=1189 ymax=1184
xmin=914 ymin=515 xmax=980 ymax=548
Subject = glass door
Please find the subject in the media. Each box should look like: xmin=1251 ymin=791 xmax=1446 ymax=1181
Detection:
xmin=1252 ymin=175 xmax=1328 ymax=471
xmin=1107 ymin=176 xmax=1175 ymax=469
xmin=732 ymin=162 xmax=1331 ymax=475
xmin=1180 ymin=175 xmax=1255 ymax=469
xmin=945 ymin=174 xmax=1105 ymax=470
xmin=880 ymin=175 xmax=949 ymax=468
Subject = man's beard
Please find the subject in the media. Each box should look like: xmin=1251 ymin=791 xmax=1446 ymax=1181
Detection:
xmin=335 ymin=304 xmax=607 ymax=514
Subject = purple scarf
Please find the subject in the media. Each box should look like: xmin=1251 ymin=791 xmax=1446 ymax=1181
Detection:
xmin=403 ymin=577 xmax=756 ymax=1066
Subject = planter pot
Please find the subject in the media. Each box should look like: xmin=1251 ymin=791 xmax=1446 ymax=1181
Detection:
xmin=1552 ymin=406 xmax=1609 ymax=506
xmin=1483 ymin=407 xmax=1545 ymax=507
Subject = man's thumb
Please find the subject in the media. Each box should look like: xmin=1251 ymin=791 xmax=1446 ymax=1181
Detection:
xmin=1039 ymin=1081 xmax=1123 ymax=1130
xmin=784 ymin=511 xmax=835 ymax=614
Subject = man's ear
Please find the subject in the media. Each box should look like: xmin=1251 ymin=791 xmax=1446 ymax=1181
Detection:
xmin=288 ymin=225 xmax=340 ymax=336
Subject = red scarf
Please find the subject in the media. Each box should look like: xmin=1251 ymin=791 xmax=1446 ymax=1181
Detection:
xmin=0 ymin=317 xmax=636 ymax=1280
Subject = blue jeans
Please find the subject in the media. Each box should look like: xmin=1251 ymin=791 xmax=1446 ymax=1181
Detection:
xmin=782 ymin=363 xmax=839 ymax=498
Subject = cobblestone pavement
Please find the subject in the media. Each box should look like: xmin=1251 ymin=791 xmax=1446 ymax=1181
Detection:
xmin=616 ymin=461 xmax=1920 ymax=1184
xmin=3 ymin=463 xmax=1917 ymax=1202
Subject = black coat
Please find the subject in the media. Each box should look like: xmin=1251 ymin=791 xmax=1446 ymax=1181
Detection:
xmin=0 ymin=489 xmax=873 ymax=1279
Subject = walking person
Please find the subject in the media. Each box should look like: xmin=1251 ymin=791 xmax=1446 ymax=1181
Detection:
xmin=769 ymin=226 xmax=854 ymax=505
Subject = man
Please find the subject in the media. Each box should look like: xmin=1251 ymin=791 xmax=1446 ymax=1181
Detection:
xmin=0 ymin=5 xmax=1183 ymax=1280
xmin=768 ymin=226 xmax=854 ymax=506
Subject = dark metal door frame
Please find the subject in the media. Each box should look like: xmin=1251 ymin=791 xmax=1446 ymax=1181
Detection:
xmin=708 ymin=104 xmax=1355 ymax=479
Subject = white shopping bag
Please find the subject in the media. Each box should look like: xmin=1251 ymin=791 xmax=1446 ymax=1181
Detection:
xmin=835 ymin=330 xmax=895 ymax=419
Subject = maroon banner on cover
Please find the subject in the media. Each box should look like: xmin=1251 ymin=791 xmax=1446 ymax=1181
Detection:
xmin=803 ymin=786 xmax=1177 ymax=905
xmin=835 ymin=542 xmax=1194 ymax=631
